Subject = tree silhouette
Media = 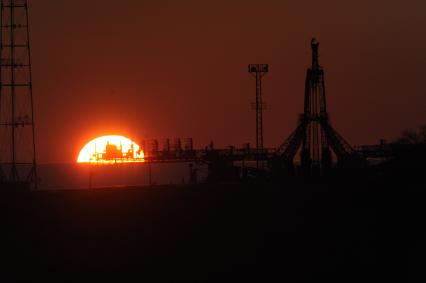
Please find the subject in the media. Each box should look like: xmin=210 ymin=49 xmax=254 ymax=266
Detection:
xmin=395 ymin=125 xmax=426 ymax=145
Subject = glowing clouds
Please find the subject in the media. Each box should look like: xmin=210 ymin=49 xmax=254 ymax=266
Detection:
xmin=77 ymin=135 xmax=144 ymax=164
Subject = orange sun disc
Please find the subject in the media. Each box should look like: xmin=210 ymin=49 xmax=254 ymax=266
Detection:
xmin=77 ymin=135 xmax=144 ymax=164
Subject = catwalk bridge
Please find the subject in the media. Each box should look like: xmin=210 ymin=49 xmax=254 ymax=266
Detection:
xmin=100 ymin=138 xmax=399 ymax=165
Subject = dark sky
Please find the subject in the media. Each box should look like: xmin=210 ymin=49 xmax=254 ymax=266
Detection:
xmin=30 ymin=0 xmax=426 ymax=163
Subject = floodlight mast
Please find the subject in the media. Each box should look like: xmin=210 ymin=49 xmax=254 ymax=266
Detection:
xmin=248 ymin=64 xmax=268 ymax=169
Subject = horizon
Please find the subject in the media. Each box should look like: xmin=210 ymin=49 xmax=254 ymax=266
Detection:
xmin=2 ymin=0 xmax=426 ymax=164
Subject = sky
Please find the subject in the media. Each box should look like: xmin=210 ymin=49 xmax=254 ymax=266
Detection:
xmin=27 ymin=0 xmax=426 ymax=163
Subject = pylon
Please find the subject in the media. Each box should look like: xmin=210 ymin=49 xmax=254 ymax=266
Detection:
xmin=0 ymin=0 xmax=37 ymax=189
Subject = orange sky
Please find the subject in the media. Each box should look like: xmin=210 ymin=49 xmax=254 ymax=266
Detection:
xmin=29 ymin=0 xmax=426 ymax=163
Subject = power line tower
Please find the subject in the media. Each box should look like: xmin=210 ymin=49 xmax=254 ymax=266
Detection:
xmin=248 ymin=64 xmax=268 ymax=169
xmin=0 ymin=0 xmax=37 ymax=189
xmin=275 ymin=39 xmax=358 ymax=176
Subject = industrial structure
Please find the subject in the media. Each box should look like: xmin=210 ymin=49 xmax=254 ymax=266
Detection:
xmin=128 ymin=41 xmax=364 ymax=180
xmin=275 ymin=38 xmax=360 ymax=176
xmin=0 ymin=2 xmax=385 ymax=189
xmin=129 ymin=39 xmax=406 ymax=181
xmin=0 ymin=0 xmax=37 ymax=189
xmin=139 ymin=137 xmax=274 ymax=182
xmin=248 ymin=64 xmax=268 ymax=169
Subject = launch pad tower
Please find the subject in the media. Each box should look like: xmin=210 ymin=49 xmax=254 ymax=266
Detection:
xmin=276 ymin=39 xmax=358 ymax=176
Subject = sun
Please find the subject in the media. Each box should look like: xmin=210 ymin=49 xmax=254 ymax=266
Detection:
xmin=77 ymin=135 xmax=144 ymax=164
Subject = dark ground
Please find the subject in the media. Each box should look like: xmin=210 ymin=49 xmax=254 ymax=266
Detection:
xmin=1 ymin=178 xmax=425 ymax=282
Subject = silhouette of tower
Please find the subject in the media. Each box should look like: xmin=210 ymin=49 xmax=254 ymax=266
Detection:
xmin=248 ymin=64 xmax=268 ymax=169
xmin=276 ymin=39 xmax=357 ymax=176
xmin=0 ymin=0 xmax=37 ymax=188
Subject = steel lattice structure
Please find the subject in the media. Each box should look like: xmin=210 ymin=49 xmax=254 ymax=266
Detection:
xmin=248 ymin=64 xmax=268 ymax=169
xmin=276 ymin=39 xmax=357 ymax=175
xmin=0 ymin=0 xmax=37 ymax=188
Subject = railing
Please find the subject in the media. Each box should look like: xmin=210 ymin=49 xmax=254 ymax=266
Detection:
xmin=143 ymin=147 xmax=276 ymax=163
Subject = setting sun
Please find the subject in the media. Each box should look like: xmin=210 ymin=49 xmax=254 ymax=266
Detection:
xmin=77 ymin=135 xmax=144 ymax=164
